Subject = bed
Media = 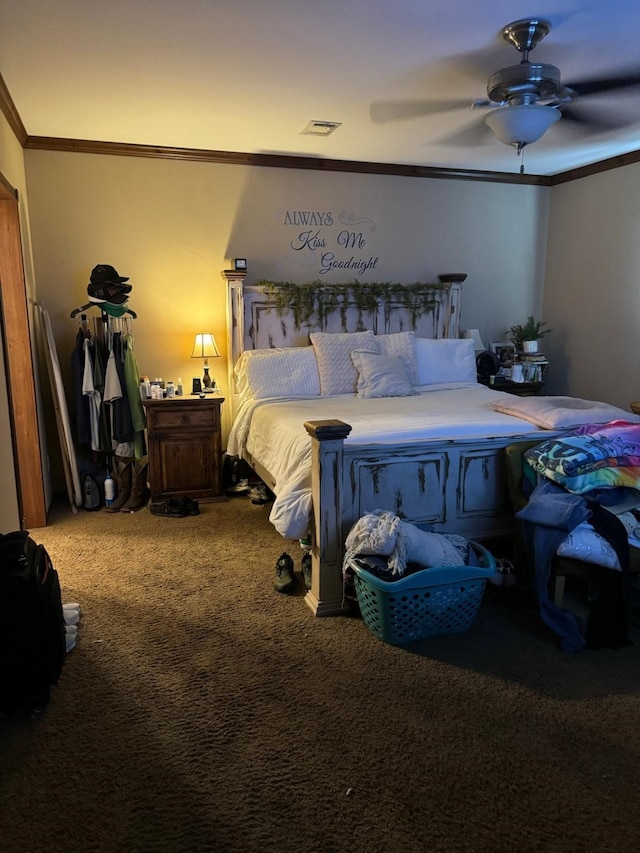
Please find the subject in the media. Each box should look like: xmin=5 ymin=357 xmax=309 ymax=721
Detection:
xmin=222 ymin=270 xmax=639 ymax=616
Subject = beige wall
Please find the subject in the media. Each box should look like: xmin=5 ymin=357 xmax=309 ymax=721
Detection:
xmin=10 ymin=130 xmax=640 ymax=507
xmin=4 ymin=111 xmax=640 ymax=511
xmin=544 ymin=164 xmax=640 ymax=408
xmin=23 ymin=148 xmax=550 ymax=459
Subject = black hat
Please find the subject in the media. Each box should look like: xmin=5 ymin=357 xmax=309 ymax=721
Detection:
xmin=89 ymin=264 xmax=130 ymax=286
xmin=87 ymin=282 xmax=131 ymax=305
xmin=87 ymin=263 xmax=132 ymax=305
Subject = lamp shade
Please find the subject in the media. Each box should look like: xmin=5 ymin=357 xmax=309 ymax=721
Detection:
xmin=484 ymin=104 xmax=560 ymax=147
xmin=462 ymin=329 xmax=486 ymax=352
xmin=191 ymin=333 xmax=220 ymax=360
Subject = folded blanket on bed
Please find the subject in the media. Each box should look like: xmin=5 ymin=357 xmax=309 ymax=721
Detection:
xmin=489 ymin=396 xmax=640 ymax=430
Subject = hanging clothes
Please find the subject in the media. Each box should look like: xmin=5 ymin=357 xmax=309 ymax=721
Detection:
xmin=111 ymin=331 xmax=135 ymax=452
xmin=71 ymin=329 xmax=92 ymax=450
xmin=91 ymin=331 xmax=112 ymax=454
xmin=82 ymin=338 xmax=101 ymax=452
xmin=122 ymin=332 xmax=147 ymax=460
xmin=103 ymin=332 xmax=134 ymax=458
xmin=69 ymin=305 xmax=145 ymax=464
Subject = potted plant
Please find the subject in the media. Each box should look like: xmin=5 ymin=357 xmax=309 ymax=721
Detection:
xmin=507 ymin=315 xmax=552 ymax=353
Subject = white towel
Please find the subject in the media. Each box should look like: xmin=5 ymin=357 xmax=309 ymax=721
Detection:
xmin=344 ymin=510 xmax=467 ymax=576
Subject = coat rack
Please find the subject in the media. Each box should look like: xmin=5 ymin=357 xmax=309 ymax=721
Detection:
xmin=70 ymin=302 xmax=137 ymax=319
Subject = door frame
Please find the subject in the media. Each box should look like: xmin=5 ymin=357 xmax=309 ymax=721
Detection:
xmin=0 ymin=172 xmax=46 ymax=527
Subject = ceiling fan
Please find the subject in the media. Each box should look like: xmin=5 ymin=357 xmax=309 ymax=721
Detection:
xmin=371 ymin=18 xmax=640 ymax=159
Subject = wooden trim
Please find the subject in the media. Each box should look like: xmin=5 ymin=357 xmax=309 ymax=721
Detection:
xmin=0 ymin=71 xmax=27 ymax=147
xmin=20 ymin=131 xmax=640 ymax=187
xmin=0 ymin=189 xmax=46 ymax=527
xmin=24 ymin=135 xmax=551 ymax=186
xmin=550 ymin=149 xmax=640 ymax=185
xmin=0 ymin=170 xmax=18 ymax=200
xmin=0 ymin=176 xmax=16 ymax=202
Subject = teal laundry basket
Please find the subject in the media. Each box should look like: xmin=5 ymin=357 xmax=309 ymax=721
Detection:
xmin=348 ymin=542 xmax=496 ymax=646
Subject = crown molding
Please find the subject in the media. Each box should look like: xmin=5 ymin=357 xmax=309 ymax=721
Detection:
xmin=0 ymin=72 xmax=27 ymax=146
xmin=23 ymin=135 xmax=551 ymax=185
xmin=549 ymin=148 xmax=640 ymax=185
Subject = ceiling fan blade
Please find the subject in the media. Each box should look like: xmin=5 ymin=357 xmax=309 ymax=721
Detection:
xmin=370 ymin=98 xmax=476 ymax=124
xmin=435 ymin=118 xmax=493 ymax=147
xmin=564 ymin=70 xmax=640 ymax=97
xmin=439 ymin=45 xmax=508 ymax=81
xmin=560 ymin=104 xmax=635 ymax=134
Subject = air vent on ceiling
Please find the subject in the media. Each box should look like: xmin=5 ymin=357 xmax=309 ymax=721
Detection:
xmin=300 ymin=120 xmax=342 ymax=137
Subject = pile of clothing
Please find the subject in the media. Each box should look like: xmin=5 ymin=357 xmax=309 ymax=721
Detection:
xmin=519 ymin=419 xmax=640 ymax=652
xmin=342 ymin=509 xmax=471 ymax=578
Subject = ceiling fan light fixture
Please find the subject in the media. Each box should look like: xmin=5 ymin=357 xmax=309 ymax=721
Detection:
xmin=484 ymin=104 xmax=561 ymax=150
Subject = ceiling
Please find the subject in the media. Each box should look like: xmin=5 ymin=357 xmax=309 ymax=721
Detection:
xmin=3 ymin=0 xmax=640 ymax=177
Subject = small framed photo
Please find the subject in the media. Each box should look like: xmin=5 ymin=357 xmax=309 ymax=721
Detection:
xmin=234 ymin=258 xmax=247 ymax=271
xmin=491 ymin=341 xmax=516 ymax=365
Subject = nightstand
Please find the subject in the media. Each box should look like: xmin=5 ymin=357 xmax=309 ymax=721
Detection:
xmin=479 ymin=378 xmax=545 ymax=397
xmin=142 ymin=396 xmax=225 ymax=502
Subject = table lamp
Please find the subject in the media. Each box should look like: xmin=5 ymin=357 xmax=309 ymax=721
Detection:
xmin=191 ymin=332 xmax=220 ymax=392
xmin=462 ymin=329 xmax=486 ymax=352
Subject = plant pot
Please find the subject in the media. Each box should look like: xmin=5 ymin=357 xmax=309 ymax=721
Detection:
xmin=522 ymin=340 xmax=539 ymax=354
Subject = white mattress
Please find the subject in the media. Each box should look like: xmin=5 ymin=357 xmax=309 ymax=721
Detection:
xmin=227 ymin=383 xmax=544 ymax=539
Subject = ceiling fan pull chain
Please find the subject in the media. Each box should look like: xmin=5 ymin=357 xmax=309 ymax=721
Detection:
xmin=520 ymin=148 xmax=526 ymax=175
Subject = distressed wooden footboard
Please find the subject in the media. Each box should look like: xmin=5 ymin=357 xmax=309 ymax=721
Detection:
xmin=304 ymin=420 xmax=542 ymax=616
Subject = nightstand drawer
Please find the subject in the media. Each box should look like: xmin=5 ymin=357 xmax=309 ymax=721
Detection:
xmin=147 ymin=404 xmax=218 ymax=431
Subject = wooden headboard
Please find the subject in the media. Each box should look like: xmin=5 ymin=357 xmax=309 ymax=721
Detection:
xmin=222 ymin=270 xmax=467 ymax=415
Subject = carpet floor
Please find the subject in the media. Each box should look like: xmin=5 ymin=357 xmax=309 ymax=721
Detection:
xmin=1 ymin=496 xmax=640 ymax=853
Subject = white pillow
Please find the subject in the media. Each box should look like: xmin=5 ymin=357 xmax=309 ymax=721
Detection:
xmin=556 ymin=522 xmax=621 ymax=570
xmin=351 ymin=350 xmax=417 ymax=399
xmin=310 ymin=331 xmax=378 ymax=395
xmin=234 ymin=347 xmax=320 ymax=401
xmin=415 ymin=338 xmax=477 ymax=385
xmin=376 ymin=331 xmax=418 ymax=385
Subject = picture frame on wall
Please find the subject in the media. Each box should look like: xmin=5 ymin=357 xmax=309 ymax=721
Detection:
xmin=491 ymin=342 xmax=516 ymax=365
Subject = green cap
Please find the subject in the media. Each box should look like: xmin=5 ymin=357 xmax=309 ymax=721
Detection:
xmin=101 ymin=301 xmax=129 ymax=318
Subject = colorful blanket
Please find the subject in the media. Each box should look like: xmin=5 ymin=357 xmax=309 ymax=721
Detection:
xmin=524 ymin=420 xmax=640 ymax=494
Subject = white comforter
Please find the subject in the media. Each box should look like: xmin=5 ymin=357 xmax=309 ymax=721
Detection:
xmin=227 ymin=383 xmax=543 ymax=540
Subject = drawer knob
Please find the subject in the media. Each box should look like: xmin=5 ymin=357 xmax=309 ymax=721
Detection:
xmin=180 ymin=415 xmax=190 ymax=425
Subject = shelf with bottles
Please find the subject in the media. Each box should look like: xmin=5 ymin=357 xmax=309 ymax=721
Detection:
xmin=516 ymin=352 xmax=549 ymax=383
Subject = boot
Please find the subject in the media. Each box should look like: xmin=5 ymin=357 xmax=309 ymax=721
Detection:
xmin=120 ymin=462 xmax=150 ymax=513
xmin=105 ymin=459 xmax=133 ymax=512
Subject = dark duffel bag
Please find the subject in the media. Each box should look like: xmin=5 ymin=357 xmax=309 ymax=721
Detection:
xmin=0 ymin=531 xmax=66 ymax=715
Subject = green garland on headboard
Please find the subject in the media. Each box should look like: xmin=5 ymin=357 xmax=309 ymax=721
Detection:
xmin=256 ymin=280 xmax=447 ymax=331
